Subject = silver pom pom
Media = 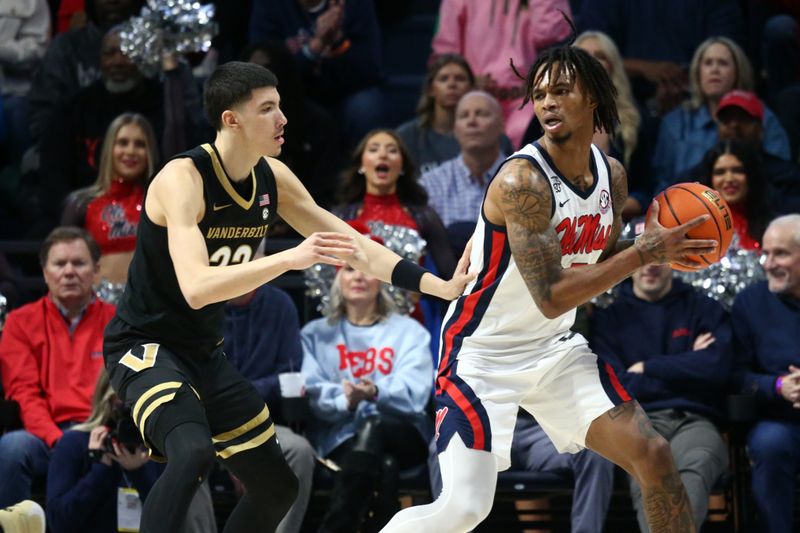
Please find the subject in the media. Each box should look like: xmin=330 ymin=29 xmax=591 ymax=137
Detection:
xmin=303 ymin=263 xmax=337 ymax=316
xmin=676 ymin=235 xmax=765 ymax=310
xmin=593 ymin=234 xmax=765 ymax=310
xmin=304 ymin=222 xmax=427 ymax=316
xmin=119 ymin=0 xmax=218 ymax=77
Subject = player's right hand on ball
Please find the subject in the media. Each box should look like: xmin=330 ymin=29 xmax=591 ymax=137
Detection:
xmin=636 ymin=201 xmax=718 ymax=268
xmin=290 ymin=232 xmax=355 ymax=270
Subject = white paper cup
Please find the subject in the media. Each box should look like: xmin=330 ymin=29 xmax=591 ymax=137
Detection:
xmin=279 ymin=372 xmax=305 ymax=398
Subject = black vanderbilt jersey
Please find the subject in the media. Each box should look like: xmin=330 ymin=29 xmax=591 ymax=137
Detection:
xmin=115 ymin=143 xmax=279 ymax=352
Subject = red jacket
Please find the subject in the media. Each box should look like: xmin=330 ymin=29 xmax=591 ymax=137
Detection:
xmin=0 ymin=296 xmax=116 ymax=446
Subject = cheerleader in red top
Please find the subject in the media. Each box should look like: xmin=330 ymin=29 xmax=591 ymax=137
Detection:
xmin=698 ymin=139 xmax=772 ymax=251
xmin=333 ymin=129 xmax=455 ymax=276
xmin=61 ymin=113 xmax=158 ymax=288
xmin=333 ymin=129 xmax=456 ymax=341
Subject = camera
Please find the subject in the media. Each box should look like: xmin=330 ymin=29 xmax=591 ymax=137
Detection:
xmin=103 ymin=405 xmax=144 ymax=454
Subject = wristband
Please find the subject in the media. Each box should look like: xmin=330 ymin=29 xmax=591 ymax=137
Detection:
xmin=776 ymin=376 xmax=784 ymax=396
xmin=87 ymin=448 xmax=104 ymax=462
xmin=391 ymin=259 xmax=427 ymax=293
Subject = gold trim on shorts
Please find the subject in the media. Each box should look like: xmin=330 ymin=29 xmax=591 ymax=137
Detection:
xmin=212 ymin=404 xmax=275 ymax=459
xmin=131 ymin=381 xmax=200 ymax=458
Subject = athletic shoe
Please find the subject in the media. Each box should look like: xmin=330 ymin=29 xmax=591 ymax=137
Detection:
xmin=0 ymin=500 xmax=45 ymax=533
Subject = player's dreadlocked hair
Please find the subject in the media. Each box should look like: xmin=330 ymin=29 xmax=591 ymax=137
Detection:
xmin=511 ymin=14 xmax=618 ymax=134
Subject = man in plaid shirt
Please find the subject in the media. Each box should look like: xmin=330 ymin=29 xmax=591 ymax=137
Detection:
xmin=420 ymin=91 xmax=508 ymax=231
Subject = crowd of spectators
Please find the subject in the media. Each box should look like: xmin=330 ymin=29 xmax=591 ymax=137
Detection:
xmin=1 ymin=0 xmax=800 ymax=532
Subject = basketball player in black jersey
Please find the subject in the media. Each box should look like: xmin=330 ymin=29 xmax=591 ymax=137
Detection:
xmin=103 ymin=62 xmax=474 ymax=533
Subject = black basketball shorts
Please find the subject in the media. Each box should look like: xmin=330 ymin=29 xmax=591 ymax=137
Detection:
xmin=103 ymin=316 xmax=275 ymax=461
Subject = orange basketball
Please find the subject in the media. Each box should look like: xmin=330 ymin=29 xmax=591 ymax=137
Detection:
xmin=648 ymin=182 xmax=734 ymax=272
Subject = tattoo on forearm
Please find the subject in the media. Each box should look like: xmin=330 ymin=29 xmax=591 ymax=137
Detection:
xmin=642 ymin=471 xmax=695 ymax=532
xmin=635 ymin=233 xmax=668 ymax=264
xmin=635 ymin=245 xmax=647 ymax=266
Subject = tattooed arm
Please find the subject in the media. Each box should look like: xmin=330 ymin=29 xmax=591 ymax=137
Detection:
xmin=598 ymin=158 xmax=635 ymax=262
xmin=483 ymin=158 xmax=718 ymax=319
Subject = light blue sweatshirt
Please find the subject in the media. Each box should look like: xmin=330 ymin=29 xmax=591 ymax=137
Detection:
xmin=301 ymin=313 xmax=434 ymax=457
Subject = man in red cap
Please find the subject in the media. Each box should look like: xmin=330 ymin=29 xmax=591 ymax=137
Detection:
xmin=682 ymin=89 xmax=800 ymax=215
xmin=716 ymin=90 xmax=765 ymax=146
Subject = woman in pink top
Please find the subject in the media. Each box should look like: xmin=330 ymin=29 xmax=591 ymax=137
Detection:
xmin=432 ymin=0 xmax=572 ymax=147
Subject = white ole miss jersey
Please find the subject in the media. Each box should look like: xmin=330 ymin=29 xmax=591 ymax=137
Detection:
xmin=439 ymin=142 xmax=615 ymax=360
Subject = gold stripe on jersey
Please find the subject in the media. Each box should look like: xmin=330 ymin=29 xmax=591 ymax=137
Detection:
xmin=216 ymin=423 xmax=275 ymax=459
xmin=132 ymin=381 xmax=183 ymax=424
xmin=201 ymin=143 xmax=256 ymax=210
xmin=212 ymin=404 xmax=270 ymax=444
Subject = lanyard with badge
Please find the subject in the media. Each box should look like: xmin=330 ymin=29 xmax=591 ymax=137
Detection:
xmin=117 ymin=472 xmax=143 ymax=532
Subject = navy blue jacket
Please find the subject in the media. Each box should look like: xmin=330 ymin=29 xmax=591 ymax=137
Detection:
xmin=223 ymin=285 xmax=303 ymax=425
xmin=248 ymin=0 xmax=381 ymax=101
xmin=46 ymin=430 xmax=160 ymax=533
xmin=731 ymin=281 xmax=800 ymax=422
xmin=591 ymin=278 xmax=732 ymax=420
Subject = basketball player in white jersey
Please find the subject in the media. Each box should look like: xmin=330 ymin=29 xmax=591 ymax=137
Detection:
xmin=381 ymin=39 xmax=718 ymax=533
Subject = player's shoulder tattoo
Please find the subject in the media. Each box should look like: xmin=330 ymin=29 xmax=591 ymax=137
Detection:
xmin=493 ymin=158 xmax=561 ymax=305
xmin=495 ymin=158 xmax=553 ymax=233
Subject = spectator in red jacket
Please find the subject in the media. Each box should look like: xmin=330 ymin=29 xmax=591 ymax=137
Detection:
xmin=0 ymin=226 xmax=116 ymax=508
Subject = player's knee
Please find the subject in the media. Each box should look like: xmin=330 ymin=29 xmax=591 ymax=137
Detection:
xmin=453 ymin=502 xmax=493 ymax=530
xmin=444 ymin=488 xmax=494 ymax=530
xmin=171 ymin=440 xmax=216 ymax=482
xmin=632 ymin=437 xmax=675 ymax=485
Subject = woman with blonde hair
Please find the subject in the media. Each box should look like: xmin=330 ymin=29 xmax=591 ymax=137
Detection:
xmin=575 ymin=30 xmax=656 ymax=219
xmin=61 ymin=113 xmax=158 ymax=288
xmin=652 ymin=37 xmax=790 ymax=193
xmin=301 ymin=246 xmax=433 ymax=532
xmin=45 ymin=370 xmax=159 ymax=533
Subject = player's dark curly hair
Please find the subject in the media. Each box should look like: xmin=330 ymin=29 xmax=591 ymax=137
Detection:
xmin=512 ymin=14 xmax=618 ymax=134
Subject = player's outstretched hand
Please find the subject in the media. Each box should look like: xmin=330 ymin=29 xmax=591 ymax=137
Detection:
xmin=635 ymin=201 xmax=717 ymax=269
xmin=290 ymin=232 xmax=356 ymax=270
xmin=440 ymin=238 xmax=477 ymax=300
